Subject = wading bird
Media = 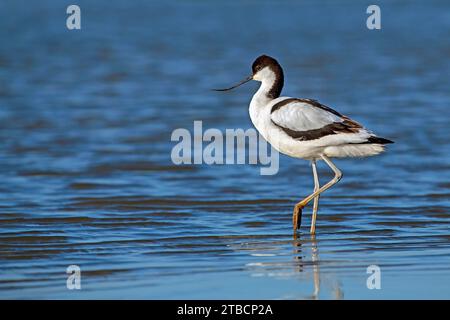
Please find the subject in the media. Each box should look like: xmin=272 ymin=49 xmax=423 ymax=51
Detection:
xmin=214 ymin=55 xmax=393 ymax=234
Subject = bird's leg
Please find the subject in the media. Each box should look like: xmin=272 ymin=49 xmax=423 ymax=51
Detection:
xmin=293 ymin=160 xmax=320 ymax=233
xmin=294 ymin=155 xmax=342 ymax=234
xmin=293 ymin=204 xmax=302 ymax=232
xmin=311 ymin=160 xmax=320 ymax=234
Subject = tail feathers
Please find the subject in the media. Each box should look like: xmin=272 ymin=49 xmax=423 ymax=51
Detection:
xmin=366 ymin=136 xmax=394 ymax=144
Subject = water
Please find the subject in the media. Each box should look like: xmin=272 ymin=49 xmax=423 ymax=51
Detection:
xmin=0 ymin=0 xmax=449 ymax=299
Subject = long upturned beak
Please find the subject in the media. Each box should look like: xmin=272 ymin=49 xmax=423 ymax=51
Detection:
xmin=213 ymin=75 xmax=253 ymax=91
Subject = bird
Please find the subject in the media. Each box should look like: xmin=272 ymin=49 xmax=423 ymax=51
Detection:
xmin=214 ymin=54 xmax=393 ymax=234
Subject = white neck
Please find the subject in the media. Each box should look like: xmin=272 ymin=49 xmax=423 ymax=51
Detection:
xmin=250 ymin=69 xmax=277 ymax=110
xmin=249 ymin=74 xmax=277 ymax=131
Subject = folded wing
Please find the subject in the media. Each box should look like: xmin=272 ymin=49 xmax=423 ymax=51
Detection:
xmin=270 ymin=98 xmax=376 ymax=144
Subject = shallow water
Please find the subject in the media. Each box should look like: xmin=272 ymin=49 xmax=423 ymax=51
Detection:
xmin=0 ymin=0 xmax=449 ymax=299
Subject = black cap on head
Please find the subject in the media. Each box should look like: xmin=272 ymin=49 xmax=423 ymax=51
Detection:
xmin=251 ymin=55 xmax=284 ymax=99
xmin=252 ymin=55 xmax=281 ymax=75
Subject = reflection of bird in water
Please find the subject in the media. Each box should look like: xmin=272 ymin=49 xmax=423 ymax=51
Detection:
xmin=292 ymin=235 xmax=343 ymax=300
xmin=292 ymin=237 xmax=304 ymax=274
xmin=242 ymin=234 xmax=343 ymax=299
xmin=215 ymin=55 xmax=393 ymax=234
xmin=311 ymin=236 xmax=320 ymax=299
xmin=292 ymin=235 xmax=319 ymax=299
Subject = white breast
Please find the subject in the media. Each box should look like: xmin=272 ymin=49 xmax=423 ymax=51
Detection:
xmin=249 ymin=96 xmax=317 ymax=158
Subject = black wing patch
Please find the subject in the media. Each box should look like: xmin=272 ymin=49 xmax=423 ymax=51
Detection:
xmin=360 ymin=136 xmax=394 ymax=144
xmin=272 ymin=118 xmax=363 ymax=141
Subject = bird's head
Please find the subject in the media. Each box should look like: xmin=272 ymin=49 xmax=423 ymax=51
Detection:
xmin=251 ymin=55 xmax=282 ymax=81
xmin=213 ymin=54 xmax=283 ymax=91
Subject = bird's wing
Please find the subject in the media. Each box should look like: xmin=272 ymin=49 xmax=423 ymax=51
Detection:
xmin=270 ymin=98 xmax=369 ymax=142
xmin=271 ymin=98 xmax=343 ymax=131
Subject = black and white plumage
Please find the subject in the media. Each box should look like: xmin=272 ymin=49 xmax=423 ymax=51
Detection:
xmin=268 ymin=97 xmax=392 ymax=159
xmin=215 ymin=55 xmax=393 ymax=234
